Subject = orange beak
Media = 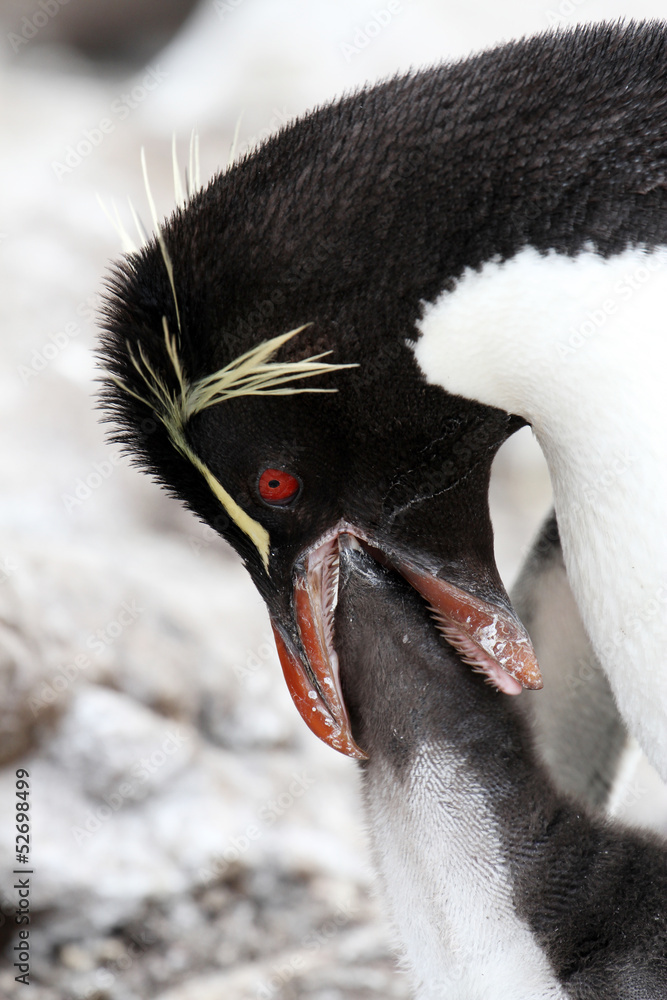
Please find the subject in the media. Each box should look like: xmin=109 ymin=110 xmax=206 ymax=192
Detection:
xmin=270 ymin=526 xmax=542 ymax=759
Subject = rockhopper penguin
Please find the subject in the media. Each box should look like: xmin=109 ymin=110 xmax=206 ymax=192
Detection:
xmin=100 ymin=24 xmax=667 ymax=774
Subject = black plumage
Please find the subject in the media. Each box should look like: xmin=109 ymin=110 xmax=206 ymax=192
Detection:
xmin=337 ymin=537 xmax=667 ymax=998
xmin=98 ymin=22 xmax=667 ymax=990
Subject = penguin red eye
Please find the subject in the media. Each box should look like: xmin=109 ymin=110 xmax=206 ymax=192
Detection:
xmin=257 ymin=468 xmax=301 ymax=506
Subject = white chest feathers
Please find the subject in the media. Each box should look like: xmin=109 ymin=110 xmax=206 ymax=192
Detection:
xmin=412 ymin=245 xmax=667 ymax=780
xmin=363 ymin=749 xmax=567 ymax=1000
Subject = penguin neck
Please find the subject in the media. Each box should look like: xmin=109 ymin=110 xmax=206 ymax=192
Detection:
xmin=413 ymin=244 xmax=667 ymax=777
xmin=338 ymin=565 xmax=568 ymax=998
xmin=363 ymin=746 xmax=568 ymax=1000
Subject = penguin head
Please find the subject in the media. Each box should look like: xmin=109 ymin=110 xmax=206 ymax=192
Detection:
xmin=100 ymin=125 xmax=542 ymax=758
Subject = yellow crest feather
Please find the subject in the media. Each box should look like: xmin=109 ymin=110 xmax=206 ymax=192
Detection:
xmin=104 ymin=141 xmax=358 ymax=572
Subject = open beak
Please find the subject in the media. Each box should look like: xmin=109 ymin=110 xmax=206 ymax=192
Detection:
xmin=270 ymin=526 xmax=367 ymax=760
xmin=270 ymin=523 xmax=542 ymax=759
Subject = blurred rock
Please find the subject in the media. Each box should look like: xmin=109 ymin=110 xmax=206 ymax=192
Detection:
xmin=2 ymin=0 xmax=200 ymax=65
xmin=44 ymin=685 xmax=196 ymax=800
xmin=0 ymin=554 xmax=77 ymax=764
xmin=0 ymin=619 xmax=57 ymax=763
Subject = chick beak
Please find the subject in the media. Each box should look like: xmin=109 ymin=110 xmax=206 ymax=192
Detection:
xmin=270 ymin=526 xmax=542 ymax=760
